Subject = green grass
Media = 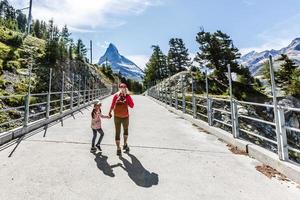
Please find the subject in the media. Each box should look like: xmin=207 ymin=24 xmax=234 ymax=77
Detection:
xmin=0 ymin=42 xmax=12 ymax=60
xmin=0 ymin=26 xmax=23 ymax=47
xmin=23 ymin=35 xmax=45 ymax=51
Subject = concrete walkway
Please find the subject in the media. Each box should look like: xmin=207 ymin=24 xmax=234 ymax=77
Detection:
xmin=0 ymin=95 xmax=299 ymax=200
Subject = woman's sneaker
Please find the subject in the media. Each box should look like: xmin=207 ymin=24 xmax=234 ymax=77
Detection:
xmin=90 ymin=147 xmax=97 ymax=153
xmin=96 ymin=144 xmax=102 ymax=152
xmin=117 ymin=149 xmax=122 ymax=156
xmin=123 ymin=144 xmax=130 ymax=152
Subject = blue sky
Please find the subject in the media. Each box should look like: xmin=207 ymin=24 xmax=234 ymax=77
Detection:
xmin=11 ymin=0 xmax=300 ymax=68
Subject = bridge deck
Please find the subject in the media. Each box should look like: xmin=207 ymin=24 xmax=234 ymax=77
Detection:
xmin=0 ymin=95 xmax=299 ymax=200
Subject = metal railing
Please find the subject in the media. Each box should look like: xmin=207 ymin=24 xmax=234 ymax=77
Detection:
xmin=0 ymin=68 xmax=113 ymax=142
xmin=147 ymin=57 xmax=300 ymax=164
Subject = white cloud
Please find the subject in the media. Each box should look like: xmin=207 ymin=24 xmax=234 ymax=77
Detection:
xmin=240 ymin=14 xmax=300 ymax=55
xmin=10 ymin=0 xmax=161 ymax=31
xmin=126 ymin=55 xmax=149 ymax=70
xmin=242 ymin=0 xmax=255 ymax=6
xmin=240 ymin=39 xmax=291 ymax=55
xmin=99 ymin=41 xmax=110 ymax=49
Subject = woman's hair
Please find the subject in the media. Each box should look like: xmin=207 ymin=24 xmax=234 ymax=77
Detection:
xmin=91 ymin=107 xmax=101 ymax=119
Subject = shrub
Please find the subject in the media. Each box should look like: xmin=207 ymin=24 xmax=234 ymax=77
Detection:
xmin=6 ymin=34 xmax=23 ymax=47
xmin=0 ymin=112 xmax=9 ymax=124
xmin=0 ymin=42 xmax=11 ymax=60
xmin=0 ymin=78 xmax=6 ymax=89
xmin=3 ymin=96 xmax=25 ymax=107
xmin=8 ymin=110 xmax=21 ymax=119
xmin=4 ymin=60 xmax=21 ymax=72
xmin=14 ymin=81 xmax=28 ymax=93
xmin=0 ymin=59 xmax=3 ymax=72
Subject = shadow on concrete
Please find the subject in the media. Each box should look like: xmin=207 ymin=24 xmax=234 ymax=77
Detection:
xmin=119 ymin=153 xmax=159 ymax=188
xmin=43 ymin=125 xmax=48 ymax=137
xmin=1 ymin=110 xmax=84 ymax=155
xmin=8 ymin=135 xmax=25 ymax=158
xmin=94 ymin=152 xmax=122 ymax=177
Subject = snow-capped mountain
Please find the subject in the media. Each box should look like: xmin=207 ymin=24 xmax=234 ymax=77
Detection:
xmin=240 ymin=38 xmax=300 ymax=76
xmin=98 ymin=43 xmax=144 ymax=81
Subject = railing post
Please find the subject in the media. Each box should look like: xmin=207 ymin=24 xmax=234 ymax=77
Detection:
xmin=24 ymin=64 xmax=32 ymax=127
xmin=207 ymin=97 xmax=213 ymax=126
xmin=97 ymin=80 xmax=100 ymax=98
xmin=165 ymin=82 xmax=168 ymax=105
xmin=169 ymin=86 xmax=172 ymax=107
xmin=158 ymin=84 xmax=160 ymax=100
xmin=233 ymin=100 xmax=239 ymax=138
xmin=24 ymin=94 xmax=30 ymax=127
xmin=70 ymin=73 xmax=74 ymax=110
xmin=269 ymin=56 xmax=286 ymax=161
xmin=175 ymin=83 xmax=178 ymax=109
xmin=84 ymin=78 xmax=87 ymax=104
xmin=181 ymin=74 xmax=186 ymax=113
xmin=192 ymin=77 xmax=196 ymax=118
xmin=228 ymin=64 xmax=238 ymax=138
xmin=46 ymin=68 xmax=52 ymax=119
xmin=162 ymin=82 xmax=164 ymax=103
xmin=163 ymin=83 xmax=166 ymax=103
xmin=60 ymin=71 xmax=64 ymax=114
xmin=93 ymin=85 xmax=95 ymax=101
xmin=88 ymin=82 xmax=91 ymax=103
xmin=278 ymin=107 xmax=289 ymax=160
xmin=92 ymin=82 xmax=94 ymax=101
xmin=161 ymin=83 xmax=164 ymax=102
xmin=78 ymin=76 xmax=81 ymax=107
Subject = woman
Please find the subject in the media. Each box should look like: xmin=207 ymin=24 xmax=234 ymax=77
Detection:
xmin=109 ymin=83 xmax=134 ymax=156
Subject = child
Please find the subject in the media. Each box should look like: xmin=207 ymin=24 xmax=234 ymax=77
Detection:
xmin=90 ymin=101 xmax=110 ymax=153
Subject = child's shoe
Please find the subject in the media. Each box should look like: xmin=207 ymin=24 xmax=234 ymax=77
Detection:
xmin=90 ymin=147 xmax=97 ymax=153
xmin=96 ymin=144 xmax=102 ymax=152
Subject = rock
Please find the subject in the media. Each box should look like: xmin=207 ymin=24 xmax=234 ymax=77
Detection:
xmin=238 ymin=105 xmax=248 ymax=115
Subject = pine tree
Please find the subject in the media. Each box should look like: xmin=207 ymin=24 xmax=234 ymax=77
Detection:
xmin=195 ymin=29 xmax=240 ymax=83
xmin=143 ymin=45 xmax=167 ymax=87
xmin=16 ymin=10 xmax=27 ymax=32
xmin=276 ymin=54 xmax=298 ymax=93
xmin=261 ymin=60 xmax=271 ymax=85
xmin=61 ymin=25 xmax=71 ymax=44
xmin=289 ymin=68 xmax=300 ymax=97
xmin=47 ymin=19 xmax=54 ymax=39
xmin=167 ymin=38 xmax=191 ymax=75
xmin=237 ymin=65 xmax=254 ymax=85
xmin=76 ymin=39 xmax=87 ymax=60
xmin=69 ymin=40 xmax=74 ymax=60
xmin=40 ymin=21 xmax=48 ymax=39
xmin=33 ymin=20 xmax=43 ymax=38
xmin=57 ymin=25 xmax=71 ymax=61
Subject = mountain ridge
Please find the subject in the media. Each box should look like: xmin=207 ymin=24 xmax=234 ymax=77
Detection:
xmin=240 ymin=38 xmax=300 ymax=75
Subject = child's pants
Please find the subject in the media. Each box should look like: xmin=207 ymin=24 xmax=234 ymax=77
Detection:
xmin=92 ymin=128 xmax=104 ymax=147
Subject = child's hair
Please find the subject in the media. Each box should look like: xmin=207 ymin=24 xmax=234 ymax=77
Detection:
xmin=91 ymin=107 xmax=101 ymax=119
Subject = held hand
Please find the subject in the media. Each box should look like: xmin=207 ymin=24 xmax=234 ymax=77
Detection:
xmin=109 ymin=112 xmax=112 ymax=118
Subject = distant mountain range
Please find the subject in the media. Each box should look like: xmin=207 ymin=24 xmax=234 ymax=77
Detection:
xmin=98 ymin=43 xmax=144 ymax=81
xmin=240 ymin=38 xmax=300 ymax=76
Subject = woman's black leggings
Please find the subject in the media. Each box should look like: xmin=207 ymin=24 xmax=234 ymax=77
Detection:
xmin=92 ymin=128 xmax=104 ymax=147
